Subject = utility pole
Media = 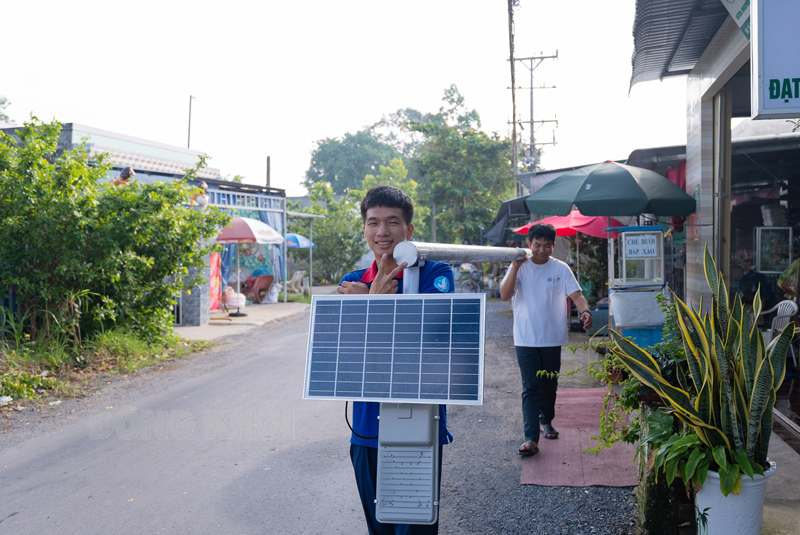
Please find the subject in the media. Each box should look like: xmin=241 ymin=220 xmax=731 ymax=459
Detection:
xmin=187 ymin=95 xmax=196 ymax=149
xmin=266 ymin=156 xmax=271 ymax=187
xmin=507 ymin=0 xmax=519 ymax=195
xmin=507 ymin=53 xmax=558 ymax=182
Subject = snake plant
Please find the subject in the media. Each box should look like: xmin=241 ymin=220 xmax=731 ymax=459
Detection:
xmin=610 ymin=245 xmax=794 ymax=495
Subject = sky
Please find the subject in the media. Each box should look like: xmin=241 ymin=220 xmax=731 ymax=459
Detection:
xmin=3 ymin=1 xmax=688 ymax=197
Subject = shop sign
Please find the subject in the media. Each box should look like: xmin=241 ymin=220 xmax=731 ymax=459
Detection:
xmin=720 ymin=0 xmax=751 ymax=39
xmin=751 ymin=0 xmax=800 ymax=119
xmin=625 ymin=234 xmax=659 ymax=259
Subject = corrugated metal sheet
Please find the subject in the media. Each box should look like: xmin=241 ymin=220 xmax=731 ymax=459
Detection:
xmin=631 ymin=0 xmax=730 ymax=87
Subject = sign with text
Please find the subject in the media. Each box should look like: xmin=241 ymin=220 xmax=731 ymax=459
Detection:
xmin=625 ymin=234 xmax=659 ymax=259
xmin=720 ymin=0 xmax=751 ymax=39
xmin=751 ymin=0 xmax=800 ymax=119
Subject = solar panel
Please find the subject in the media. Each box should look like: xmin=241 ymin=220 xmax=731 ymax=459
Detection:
xmin=303 ymin=294 xmax=485 ymax=405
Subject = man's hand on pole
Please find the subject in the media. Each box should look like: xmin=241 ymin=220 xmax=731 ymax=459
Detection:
xmin=499 ymin=259 xmax=524 ymax=301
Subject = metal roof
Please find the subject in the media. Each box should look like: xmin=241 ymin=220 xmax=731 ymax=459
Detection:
xmin=631 ymin=0 xmax=730 ymax=87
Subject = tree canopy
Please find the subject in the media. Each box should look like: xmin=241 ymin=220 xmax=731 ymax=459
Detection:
xmin=302 ymin=84 xmax=514 ymax=249
xmin=410 ymin=85 xmax=513 ymax=244
xmin=304 ymin=131 xmax=400 ymax=195
xmin=0 ymin=96 xmax=11 ymax=124
xmin=288 ymin=183 xmax=366 ymax=284
xmin=413 ymin=123 xmax=513 ymax=244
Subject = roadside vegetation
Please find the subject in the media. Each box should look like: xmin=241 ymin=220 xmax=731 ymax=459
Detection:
xmin=0 ymin=119 xmax=228 ymax=402
xmin=290 ymin=84 xmax=515 ymax=285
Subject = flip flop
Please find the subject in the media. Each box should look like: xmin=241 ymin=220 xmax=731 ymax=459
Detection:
xmin=518 ymin=440 xmax=539 ymax=457
xmin=541 ymin=424 xmax=559 ymax=440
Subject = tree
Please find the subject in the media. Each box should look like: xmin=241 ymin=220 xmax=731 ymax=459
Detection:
xmin=0 ymin=96 xmax=11 ymax=124
xmin=357 ymin=158 xmax=430 ymax=240
xmin=0 ymin=119 xmax=230 ymax=345
xmin=410 ymin=86 xmax=513 ymax=244
xmin=367 ymin=108 xmax=429 ymax=158
xmin=304 ymin=130 xmax=400 ymax=194
xmin=288 ymin=183 xmax=366 ymax=284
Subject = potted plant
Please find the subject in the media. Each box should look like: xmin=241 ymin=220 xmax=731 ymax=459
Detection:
xmin=610 ymin=246 xmax=794 ymax=535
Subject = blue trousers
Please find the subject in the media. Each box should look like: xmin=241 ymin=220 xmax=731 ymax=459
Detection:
xmin=350 ymin=443 xmax=443 ymax=535
xmin=515 ymin=346 xmax=561 ymax=443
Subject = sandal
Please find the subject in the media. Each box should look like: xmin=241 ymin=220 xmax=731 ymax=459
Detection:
xmin=518 ymin=440 xmax=539 ymax=457
xmin=541 ymin=424 xmax=559 ymax=440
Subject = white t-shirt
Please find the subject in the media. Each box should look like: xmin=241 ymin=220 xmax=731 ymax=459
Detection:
xmin=501 ymin=257 xmax=581 ymax=347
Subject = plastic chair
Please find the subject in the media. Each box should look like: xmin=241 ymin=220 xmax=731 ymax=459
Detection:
xmin=759 ymin=299 xmax=799 ymax=368
xmin=242 ymin=275 xmax=274 ymax=303
xmin=286 ymin=271 xmax=305 ymax=293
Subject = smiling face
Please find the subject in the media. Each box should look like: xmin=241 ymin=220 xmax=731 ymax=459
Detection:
xmin=363 ymin=206 xmax=414 ymax=261
xmin=528 ymin=237 xmax=554 ymax=265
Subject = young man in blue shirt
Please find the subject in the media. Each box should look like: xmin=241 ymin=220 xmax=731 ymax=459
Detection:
xmin=338 ymin=185 xmax=454 ymax=535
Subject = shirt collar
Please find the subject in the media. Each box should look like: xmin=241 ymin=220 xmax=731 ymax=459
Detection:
xmin=360 ymin=259 xmax=405 ymax=283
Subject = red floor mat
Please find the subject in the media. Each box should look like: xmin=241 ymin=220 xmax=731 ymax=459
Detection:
xmin=520 ymin=388 xmax=638 ymax=487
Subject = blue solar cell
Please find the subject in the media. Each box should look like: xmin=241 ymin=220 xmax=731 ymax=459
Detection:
xmin=420 ymin=384 xmax=448 ymax=395
xmin=304 ymin=295 xmax=484 ymax=405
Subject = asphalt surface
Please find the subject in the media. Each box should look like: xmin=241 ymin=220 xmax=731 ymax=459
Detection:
xmin=0 ymin=299 xmax=636 ymax=534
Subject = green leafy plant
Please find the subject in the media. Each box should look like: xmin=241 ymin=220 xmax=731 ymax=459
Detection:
xmin=611 ymin=245 xmax=794 ymax=496
xmin=0 ymin=119 xmax=231 ymax=346
xmin=0 ymin=371 xmax=57 ymax=399
xmin=288 ymin=183 xmax=366 ymax=285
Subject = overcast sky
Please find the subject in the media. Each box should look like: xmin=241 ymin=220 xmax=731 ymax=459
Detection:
xmin=3 ymin=1 xmax=688 ymax=196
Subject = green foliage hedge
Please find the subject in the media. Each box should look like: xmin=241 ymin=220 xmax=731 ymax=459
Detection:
xmin=0 ymin=119 xmax=231 ymax=347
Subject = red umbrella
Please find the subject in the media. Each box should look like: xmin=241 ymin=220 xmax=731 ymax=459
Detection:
xmin=512 ymin=210 xmax=622 ymax=238
xmin=512 ymin=210 xmax=623 ymax=283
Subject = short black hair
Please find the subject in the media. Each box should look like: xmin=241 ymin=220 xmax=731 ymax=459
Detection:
xmin=360 ymin=186 xmax=414 ymax=225
xmin=527 ymin=223 xmax=557 ymax=243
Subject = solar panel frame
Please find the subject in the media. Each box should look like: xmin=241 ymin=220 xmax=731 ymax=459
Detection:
xmin=303 ymin=294 xmax=485 ymax=406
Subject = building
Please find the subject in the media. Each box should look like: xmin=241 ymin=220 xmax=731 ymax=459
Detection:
xmin=629 ymin=1 xmax=799 ymax=309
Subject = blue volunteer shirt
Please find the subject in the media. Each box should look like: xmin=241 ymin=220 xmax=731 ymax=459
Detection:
xmin=339 ymin=259 xmax=455 ymax=448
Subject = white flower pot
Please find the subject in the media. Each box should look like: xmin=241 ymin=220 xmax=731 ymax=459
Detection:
xmin=694 ymin=460 xmax=776 ymax=535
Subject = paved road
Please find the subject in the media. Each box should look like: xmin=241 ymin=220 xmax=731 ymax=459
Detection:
xmin=0 ymin=311 xmax=365 ymax=534
xmin=1 ymin=300 xmax=641 ymax=535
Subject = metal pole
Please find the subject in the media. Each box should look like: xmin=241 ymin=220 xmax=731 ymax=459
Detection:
xmin=507 ymin=0 xmax=518 ymax=179
xmin=283 ymin=199 xmax=288 ymax=303
xmin=393 ymin=242 xmax=530 ymax=267
xmin=187 ymin=95 xmax=195 ymax=149
xmin=309 ymin=220 xmax=313 ymax=294
xmin=530 ymin=61 xmax=535 ymax=164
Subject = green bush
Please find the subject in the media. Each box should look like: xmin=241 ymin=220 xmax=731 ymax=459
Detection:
xmin=0 ymin=371 xmax=57 ymax=399
xmin=0 ymin=118 xmax=231 ymax=346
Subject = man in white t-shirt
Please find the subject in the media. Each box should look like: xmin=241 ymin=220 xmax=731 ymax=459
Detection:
xmin=500 ymin=223 xmax=592 ymax=457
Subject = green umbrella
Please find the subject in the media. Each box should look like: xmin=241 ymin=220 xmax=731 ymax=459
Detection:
xmin=525 ymin=161 xmax=696 ymax=217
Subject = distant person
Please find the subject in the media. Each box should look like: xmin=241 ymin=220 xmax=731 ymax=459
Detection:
xmin=739 ymin=258 xmax=775 ymax=308
xmin=338 ymin=185 xmax=454 ymax=535
xmin=110 ymin=166 xmax=135 ymax=187
xmin=500 ymin=223 xmax=592 ymax=457
xmin=190 ymin=181 xmax=209 ymax=207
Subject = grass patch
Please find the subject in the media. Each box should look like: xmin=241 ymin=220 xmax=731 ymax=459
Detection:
xmin=0 ymin=328 xmax=215 ymax=400
xmin=283 ymin=292 xmax=313 ymax=304
xmin=498 ymin=309 xmax=514 ymax=317
xmin=84 ymin=328 xmax=214 ymax=374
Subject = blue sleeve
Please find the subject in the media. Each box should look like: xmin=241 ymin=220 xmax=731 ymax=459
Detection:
xmin=419 ymin=262 xmax=455 ymax=294
xmin=339 ymin=269 xmax=365 ymax=286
